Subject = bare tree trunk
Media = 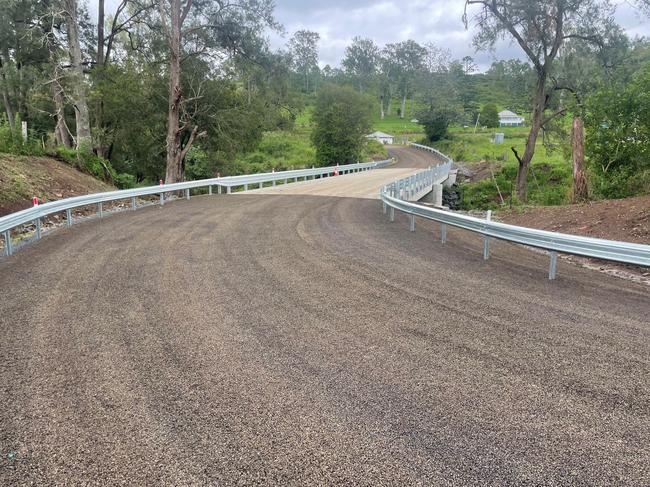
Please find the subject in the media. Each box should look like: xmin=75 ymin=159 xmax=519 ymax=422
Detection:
xmin=94 ymin=0 xmax=107 ymax=158
xmin=400 ymin=92 xmax=407 ymax=119
xmin=572 ymin=115 xmax=588 ymax=202
xmin=164 ymin=0 xmax=184 ymax=183
xmin=65 ymin=0 xmax=92 ymax=151
xmin=386 ymin=91 xmax=392 ymax=116
xmin=98 ymin=0 xmax=105 ymax=66
xmin=0 ymin=54 xmax=15 ymax=131
xmin=52 ymin=65 xmax=73 ymax=148
xmin=380 ymin=95 xmax=385 ymax=120
xmin=513 ymin=75 xmax=546 ymax=202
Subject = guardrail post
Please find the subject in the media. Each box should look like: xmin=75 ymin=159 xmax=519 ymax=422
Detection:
xmin=227 ymin=186 xmax=231 ymax=194
xmin=132 ymin=196 xmax=137 ymax=210
xmin=259 ymin=182 xmax=263 ymax=189
xmin=294 ymin=177 xmax=298 ymax=182
xmin=483 ymin=210 xmax=492 ymax=260
xmin=218 ymin=185 xmax=222 ymax=194
xmin=549 ymin=252 xmax=558 ymax=280
xmin=35 ymin=218 xmax=41 ymax=240
xmin=409 ymin=214 xmax=415 ymax=232
xmin=209 ymin=186 xmax=212 ymax=195
xmin=66 ymin=209 xmax=72 ymax=227
xmin=4 ymin=230 xmax=12 ymax=256
xmin=382 ymin=202 xmax=387 ymax=214
xmin=272 ymin=180 xmax=276 ymax=187
xmin=243 ymin=184 xmax=248 ymax=191
xmin=389 ymin=207 xmax=395 ymax=222
xmin=98 ymin=202 xmax=103 ymax=218
xmin=284 ymin=178 xmax=288 ymax=184
xmin=441 ymin=223 xmax=447 ymax=243
xmin=160 ymin=193 xmax=164 ymax=206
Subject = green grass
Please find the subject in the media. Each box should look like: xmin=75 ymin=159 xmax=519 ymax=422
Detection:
xmin=235 ymin=130 xmax=317 ymax=172
xmin=233 ymin=107 xmax=388 ymax=172
xmin=371 ymin=98 xmax=425 ymax=139
xmin=424 ymin=126 xmax=572 ymax=210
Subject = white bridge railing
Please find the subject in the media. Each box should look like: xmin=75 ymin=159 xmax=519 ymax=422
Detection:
xmin=380 ymin=143 xmax=650 ymax=279
xmin=1 ymin=159 xmax=391 ymax=256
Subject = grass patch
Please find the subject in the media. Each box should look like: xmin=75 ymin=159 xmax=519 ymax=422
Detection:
xmin=424 ymin=126 xmax=572 ymax=210
xmin=234 ymin=106 xmax=389 ymax=172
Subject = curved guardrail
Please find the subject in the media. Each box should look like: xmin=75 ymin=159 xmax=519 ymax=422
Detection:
xmin=1 ymin=159 xmax=391 ymax=256
xmin=381 ymin=143 xmax=650 ymax=279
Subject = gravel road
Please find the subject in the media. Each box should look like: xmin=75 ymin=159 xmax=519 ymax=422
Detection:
xmin=1 ymin=147 xmax=648 ymax=485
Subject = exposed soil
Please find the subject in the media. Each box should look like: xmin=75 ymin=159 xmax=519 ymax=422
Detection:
xmin=499 ymin=195 xmax=650 ymax=245
xmin=498 ymin=195 xmax=650 ymax=282
xmin=0 ymin=153 xmax=113 ymax=217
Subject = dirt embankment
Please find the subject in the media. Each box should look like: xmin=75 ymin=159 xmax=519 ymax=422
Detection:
xmin=498 ymin=195 xmax=650 ymax=245
xmin=0 ymin=154 xmax=114 ymax=217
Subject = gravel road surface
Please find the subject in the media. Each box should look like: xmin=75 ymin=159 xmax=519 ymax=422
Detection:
xmin=1 ymin=147 xmax=648 ymax=485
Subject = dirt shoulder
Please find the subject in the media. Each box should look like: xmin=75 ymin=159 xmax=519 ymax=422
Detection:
xmin=0 ymin=153 xmax=113 ymax=217
xmin=498 ymin=195 xmax=650 ymax=245
xmin=498 ymin=195 xmax=650 ymax=283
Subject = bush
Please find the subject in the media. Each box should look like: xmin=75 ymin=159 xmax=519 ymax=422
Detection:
xmin=585 ymin=62 xmax=650 ymax=198
xmin=480 ymin=103 xmax=499 ymax=128
xmin=0 ymin=117 xmax=45 ymax=156
xmin=54 ymin=146 xmax=114 ymax=182
xmin=418 ymin=106 xmax=454 ymax=142
xmin=311 ymin=84 xmax=372 ymax=165
xmin=113 ymin=172 xmax=137 ymax=189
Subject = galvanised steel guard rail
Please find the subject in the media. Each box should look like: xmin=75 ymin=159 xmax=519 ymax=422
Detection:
xmin=1 ymin=159 xmax=391 ymax=256
xmin=381 ymin=144 xmax=650 ymax=279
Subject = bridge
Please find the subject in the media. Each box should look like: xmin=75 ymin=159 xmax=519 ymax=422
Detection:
xmin=1 ymin=147 xmax=648 ymax=484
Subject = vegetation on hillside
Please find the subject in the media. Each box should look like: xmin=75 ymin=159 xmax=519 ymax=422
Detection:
xmin=1 ymin=0 xmax=649 ymax=213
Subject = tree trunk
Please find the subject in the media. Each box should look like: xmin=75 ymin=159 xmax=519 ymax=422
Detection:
xmin=65 ymin=0 xmax=92 ymax=151
xmin=380 ymin=95 xmax=385 ymax=120
xmin=0 ymin=54 xmax=15 ymax=131
xmin=164 ymin=0 xmax=184 ymax=183
xmin=52 ymin=65 xmax=73 ymax=148
xmin=94 ymin=0 xmax=106 ymax=158
xmin=97 ymin=0 xmax=105 ymax=66
xmin=514 ymin=75 xmax=546 ymax=202
xmin=571 ymin=115 xmax=588 ymax=202
xmin=400 ymin=92 xmax=407 ymax=119
xmin=386 ymin=92 xmax=392 ymax=116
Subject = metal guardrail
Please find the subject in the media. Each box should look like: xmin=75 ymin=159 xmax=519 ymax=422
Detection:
xmin=1 ymin=159 xmax=391 ymax=256
xmin=381 ymin=144 xmax=650 ymax=279
xmin=409 ymin=142 xmax=454 ymax=164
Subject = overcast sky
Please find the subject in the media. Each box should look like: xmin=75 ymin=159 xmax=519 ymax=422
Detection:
xmin=94 ymin=0 xmax=650 ymax=70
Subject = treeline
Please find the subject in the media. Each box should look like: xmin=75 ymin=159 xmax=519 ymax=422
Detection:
xmin=0 ymin=0 xmax=302 ymax=186
xmin=2 ymin=0 xmax=650 ymax=201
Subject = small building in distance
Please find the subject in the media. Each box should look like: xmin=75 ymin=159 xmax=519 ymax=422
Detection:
xmin=366 ymin=131 xmax=395 ymax=145
xmin=498 ymin=110 xmax=525 ymax=127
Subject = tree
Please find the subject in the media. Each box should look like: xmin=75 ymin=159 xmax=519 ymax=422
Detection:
xmin=388 ymin=40 xmax=426 ymax=119
xmin=419 ymin=105 xmax=454 ymax=142
xmin=288 ymin=30 xmax=320 ymax=92
xmin=464 ymin=0 xmax=614 ymax=201
xmin=157 ymin=0 xmax=276 ymax=183
xmin=480 ymin=103 xmax=499 ymax=128
xmin=311 ymin=85 xmax=372 ymax=165
xmin=342 ymin=37 xmax=379 ymax=93
xmin=63 ymin=0 xmax=92 ymax=151
xmin=584 ymin=63 xmax=650 ymax=198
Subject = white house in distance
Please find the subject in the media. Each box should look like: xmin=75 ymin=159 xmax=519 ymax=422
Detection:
xmin=366 ymin=131 xmax=395 ymax=145
xmin=498 ymin=110 xmax=525 ymax=127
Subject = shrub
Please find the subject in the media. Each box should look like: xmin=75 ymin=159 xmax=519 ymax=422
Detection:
xmin=480 ymin=103 xmax=499 ymax=128
xmin=418 ymin=106 xmax=455 ymax=142
xmin=113 ymin=172 xmax=137 ymax=189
